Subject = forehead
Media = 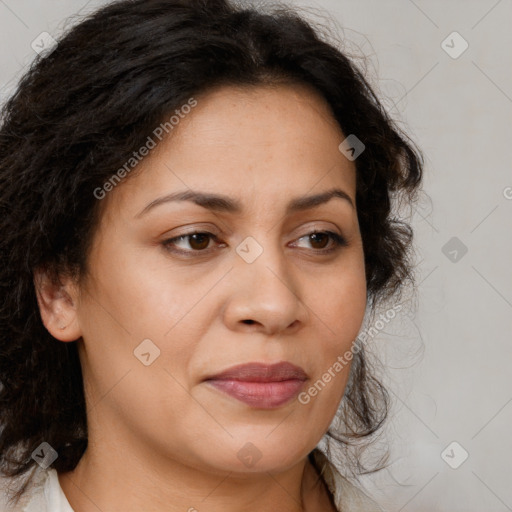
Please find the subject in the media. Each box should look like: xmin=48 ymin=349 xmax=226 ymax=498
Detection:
xmin=171 ymin=82 xmax=344 ymax=152
xmin=101 ymin=83 xmax=356 ymax=220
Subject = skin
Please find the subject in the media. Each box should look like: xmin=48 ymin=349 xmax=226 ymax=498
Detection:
xmin=34 ymin=82 xmax=367 ymax=512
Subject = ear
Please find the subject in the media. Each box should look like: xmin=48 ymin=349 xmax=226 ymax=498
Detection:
xmin=33 ymin=266 xmax=82 ymax=342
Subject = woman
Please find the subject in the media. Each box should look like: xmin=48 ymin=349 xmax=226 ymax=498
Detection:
xmin=0 ymin=0 xmax=423 ymax=510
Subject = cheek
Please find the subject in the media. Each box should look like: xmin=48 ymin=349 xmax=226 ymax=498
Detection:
xmin=84 ymin=246 xmax=186 ymax=336
xmin=316 ymin=259 xmax=367 ymax=345
xmin=303 ymin=257 xmax=366 ymax=406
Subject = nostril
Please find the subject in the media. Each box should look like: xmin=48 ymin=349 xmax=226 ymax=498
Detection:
xmin=242 ymin=319 xmax=256 ymax=325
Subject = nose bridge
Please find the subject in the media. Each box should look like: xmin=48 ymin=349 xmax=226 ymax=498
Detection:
xmin=224 ymin=230 xmax=307 ymax=333
xmin=243 ymin=234 xmax=291 ymax=294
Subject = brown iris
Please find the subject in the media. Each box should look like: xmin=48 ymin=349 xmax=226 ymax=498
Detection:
xmin=188 ymin=233 xmax=211 ymax=251
xmin=308 ymin=232 xmax=329 ymax=250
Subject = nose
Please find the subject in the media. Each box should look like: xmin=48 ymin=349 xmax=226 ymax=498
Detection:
xmin=221 ymin=240 xmax=309 ymax=336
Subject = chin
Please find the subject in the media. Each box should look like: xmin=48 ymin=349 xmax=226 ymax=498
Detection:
xmin=199 ymin=435 xmax=313 ymax=475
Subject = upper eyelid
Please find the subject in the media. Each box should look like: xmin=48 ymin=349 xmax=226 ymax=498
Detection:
xmin=166 ymin=220 xmax=344 ymax=238
xmin=164 ymin=229 xmax=346 ymax=251
xmin=166 ymin=227 xmax=342 ymax=241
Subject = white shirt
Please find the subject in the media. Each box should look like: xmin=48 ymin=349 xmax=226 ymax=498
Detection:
xmin=1 ymin=466 xmax=73 ymax=512
xmin=0 ymin=449 xmax=382 ymax=511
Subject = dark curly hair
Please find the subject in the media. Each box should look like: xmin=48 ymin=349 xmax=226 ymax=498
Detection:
xmin=0 ymin=0 xmax=423 ymax=504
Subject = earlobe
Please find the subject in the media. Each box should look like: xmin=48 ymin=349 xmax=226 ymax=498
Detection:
xmin=33 ymin=266 xmax=82 ymax=342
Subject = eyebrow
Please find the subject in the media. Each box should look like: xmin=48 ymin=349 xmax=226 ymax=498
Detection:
xmin=135 ymin=187 xmax=354 ymax=219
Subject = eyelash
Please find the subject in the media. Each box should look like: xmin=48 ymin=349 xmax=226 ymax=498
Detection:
xmin=162 ymin=230 xmax=347 ymax=257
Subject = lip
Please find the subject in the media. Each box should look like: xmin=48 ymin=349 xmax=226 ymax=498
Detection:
xmin=204 ymin=362 xmax=308 ymax=409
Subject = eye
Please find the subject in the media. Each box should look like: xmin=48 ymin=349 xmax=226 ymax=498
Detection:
xmin=162 ymin=230 xmax=347 ymax=257
xmin=162 ymin=232 xmax=222 ymax=255
xmin=293 ymin=231 xmax=348 ymax=254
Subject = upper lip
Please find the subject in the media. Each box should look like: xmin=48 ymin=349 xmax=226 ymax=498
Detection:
xmin=205 ymin=362 xmax=308 ymax=382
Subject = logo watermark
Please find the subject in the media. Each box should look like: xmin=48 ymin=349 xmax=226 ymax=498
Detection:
xmin=298 ymin=304 xmax=402 ymax=404
xmin=93 ymin=97 xmax=197 ymax=200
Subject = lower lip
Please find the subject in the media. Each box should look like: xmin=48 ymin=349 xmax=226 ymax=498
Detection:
xmin=206 ymin=379 xmax=306 ymax=409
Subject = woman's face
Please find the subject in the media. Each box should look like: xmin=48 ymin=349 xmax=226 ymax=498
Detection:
xmin=48 ymin=83 xmax=367 ymax=475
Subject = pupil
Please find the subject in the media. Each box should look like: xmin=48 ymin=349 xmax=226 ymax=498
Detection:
xmin=311 ymin=233 xmax=327 ymax=249
xmin=191 ymin=233 xmax=209 ymax=250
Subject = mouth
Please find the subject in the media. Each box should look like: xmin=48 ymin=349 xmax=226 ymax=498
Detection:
xmin=203 ymin=361 xmax=308 ymax=409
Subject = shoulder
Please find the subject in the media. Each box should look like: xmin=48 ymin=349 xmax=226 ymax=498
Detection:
xmin=0 ymin=467 xmax=73 ymax=512
xmin=310 ymin=449 xmax=384 ymax=512
xmin=0 ymin=466 xmax=47 ymax=511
